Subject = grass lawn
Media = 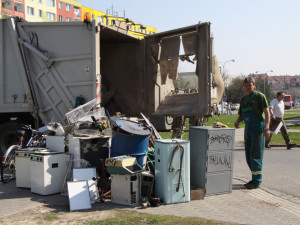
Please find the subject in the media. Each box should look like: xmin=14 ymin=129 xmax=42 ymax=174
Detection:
xmin=158 ymin=109 xmax=300 ymax=145
xmin=91 ymin=211 xmax=230 ymax=225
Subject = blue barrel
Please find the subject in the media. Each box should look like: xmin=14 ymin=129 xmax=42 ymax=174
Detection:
xmin=110 ymin=119 xmax=151 ymax=167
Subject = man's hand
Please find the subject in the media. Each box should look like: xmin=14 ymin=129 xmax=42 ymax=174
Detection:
xmin=263 ymin=129 xmax=271 ymax=139
xmin=234 ymin=115 xmax=243 ymax=128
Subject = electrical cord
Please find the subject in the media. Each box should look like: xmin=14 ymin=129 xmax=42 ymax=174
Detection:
xmin=168 ymin=142 xmax=185 ymax=194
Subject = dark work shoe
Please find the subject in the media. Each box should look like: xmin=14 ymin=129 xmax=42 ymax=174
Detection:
xmin=287 ymin=143 xmax=296 ymax=150
xmin=244 ymin=181 xmax=260 ymax=189
xmin=265 ymin=145 xmax=271 ymax=149
xmin=244 ymin=180 xmax=253 ymax=187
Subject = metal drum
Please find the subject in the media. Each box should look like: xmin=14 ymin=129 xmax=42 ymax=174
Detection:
xmin=110 ymin=119 xmax=151 ymax=166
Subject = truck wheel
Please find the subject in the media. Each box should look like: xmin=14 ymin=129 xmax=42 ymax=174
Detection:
xmin=0 ymin=122 xmax=23 ymax=157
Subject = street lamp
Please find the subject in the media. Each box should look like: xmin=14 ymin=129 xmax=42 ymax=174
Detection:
xmin=255 ymin=70 xmax=273 ymax=94
xmin=221 ymin=59 xmax=235 ymax=114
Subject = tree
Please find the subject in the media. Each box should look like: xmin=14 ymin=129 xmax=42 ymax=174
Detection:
xmin=253 ymin=78 xmax=274 ymax=103
xmin=173 ymin=76 xmax=197 ymax=90
xmin=226 ymin=76 xmax=275 ymax=104
xmin=225 ymin=76 xmax=246 ymax=103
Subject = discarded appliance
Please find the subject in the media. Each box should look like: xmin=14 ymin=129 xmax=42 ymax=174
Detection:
xmin=189 ymin=126 xmax=235 ymax=196
xmin=111 ymin=173 xmax=141 ymax=206
xmin=110 ymin=119 xmax=152 ymax=167
xmin=68 ymin=135 xmax=109 ymax=171
xmin=67 ymin=180 xmax=92 ymax=211
xmin=73 ymin=167 xmax=98 ymax=203
xmin=38 ymin=122 xmax=65 ymax=136
xmin=30 ymin=151 xmax=70 ymax=195
xmin=15 ymin=148 xmax=48 ymax=188
xmin=46 ymin=136 xmax=65 ymax=153
xmin=141 ymin=171 xmax=155 ymax=199
xmin=155 ymin=139 xmax=190 ymax=204
xmin=105 ymin=155 xmax=144 ymax=175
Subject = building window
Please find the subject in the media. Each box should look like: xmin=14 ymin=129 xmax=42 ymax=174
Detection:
xmin=74 ymin=7 xmax=80 ymax=17
xmin=66 ymin=4 xmax=71 ymax=11
xmin=46 ymin=12 xmax=55 ymax=21
xmin=39 ymin=0 xmax=42 ymax=3
xmin=39 ymin=10 xmax=42 ymax=17
xmin=58 ymin=2 xmax=63 ymax=9
xmin=66 ymin=17 xmax=72 ymax=22
xmin=27 ymin=7 xmax=34 ymax=15
xmin=59 ymin=15 xmax=63 ymax=21
xmin=46 ymin=0 xmax=55 ymax=7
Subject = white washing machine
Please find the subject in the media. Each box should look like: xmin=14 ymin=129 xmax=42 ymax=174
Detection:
xmin=30 ymin=152 xmax=70 ymax=195
xmin=15 ymin=148 xmax=48 ymax=188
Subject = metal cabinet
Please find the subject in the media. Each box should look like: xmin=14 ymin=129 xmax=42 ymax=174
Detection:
xmin=189 ymin=126 xmax=235 ymax=196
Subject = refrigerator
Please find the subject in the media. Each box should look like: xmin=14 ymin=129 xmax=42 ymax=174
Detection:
xmin=155 ymin=139 xmax=190 ymax=204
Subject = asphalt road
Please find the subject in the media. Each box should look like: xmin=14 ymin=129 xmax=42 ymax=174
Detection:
xmin=233 ymin=147 xmax=300 ymax=198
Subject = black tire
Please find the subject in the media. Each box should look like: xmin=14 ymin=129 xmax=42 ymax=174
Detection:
xmin=1 ymin=145 xmax=18 ymax=183
xmin=0 ymin=122 xmax=24 ymax=158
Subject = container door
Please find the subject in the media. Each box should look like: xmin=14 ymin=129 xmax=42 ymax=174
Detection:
xmin=16 ymin=21 xmax=100 ymax=125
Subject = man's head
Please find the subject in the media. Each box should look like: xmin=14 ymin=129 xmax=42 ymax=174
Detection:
xmin=276 ymin=91 xmax=285 ymax=101
xmin=243 ymin=77 xmax=256 ymax=95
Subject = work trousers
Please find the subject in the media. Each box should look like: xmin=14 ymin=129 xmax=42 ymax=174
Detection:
xmin=265 ymin=118 xmax=291 ymax=146
xmin=244 ymin=123 xmax=265 ymax=185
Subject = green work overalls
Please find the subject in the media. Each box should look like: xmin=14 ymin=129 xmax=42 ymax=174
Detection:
xmin=241 ymin=91 xmax=265 ymax=185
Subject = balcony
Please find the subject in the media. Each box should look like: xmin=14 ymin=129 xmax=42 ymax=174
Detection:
xmin=1 ymin=0 xmax=24 ymax=18
xmin=2 ymin=0 xmax=13 ymax=10
xmin=14 ymin=0 xmax=24 ymax=13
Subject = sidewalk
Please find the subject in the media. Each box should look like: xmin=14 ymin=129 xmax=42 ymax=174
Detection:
xmin=1 ymin=130 xmax=300 ymax=224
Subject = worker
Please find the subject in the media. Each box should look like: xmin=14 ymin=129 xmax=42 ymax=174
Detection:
xmin=234 ymin=77 xmax=270 ymax=189
xmin=265 ymin=91 xmax=296 ymax=149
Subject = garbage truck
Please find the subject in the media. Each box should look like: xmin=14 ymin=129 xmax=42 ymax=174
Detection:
xmin=0 ymin=17 xmax=223 ymax=155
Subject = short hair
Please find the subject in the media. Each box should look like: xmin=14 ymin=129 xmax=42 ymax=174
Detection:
xmin=277 ymin=91 xmax=284 ymax=97
xmin=243 ymin=76 xmax=255 ymax=85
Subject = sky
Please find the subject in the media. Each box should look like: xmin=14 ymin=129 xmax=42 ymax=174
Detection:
xmin=79 ymin=0 xmax=300 ymax=76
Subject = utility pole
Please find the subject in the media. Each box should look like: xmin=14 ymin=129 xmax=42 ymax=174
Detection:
xmin=221 ymin=59 xmax=235 ymax=114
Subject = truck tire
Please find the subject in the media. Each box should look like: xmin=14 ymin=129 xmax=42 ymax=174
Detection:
xmin=0 ymin=122 xmax=23 ymax=157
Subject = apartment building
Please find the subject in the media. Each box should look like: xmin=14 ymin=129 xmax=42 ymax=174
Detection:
xmin=1 ymin=0 xmax=25 ymax=19
xmin=57 ymin=0 xmax=81 ymax=22
xmin=81 ymin=6 xmax=157 ymax=39
xmin=250 ymin=73 xmax=300 ymax=99
xmin=1 ymin=1 xmax=157 ymax=38
xmin=24 ymin=0 xmax=56 ymax=22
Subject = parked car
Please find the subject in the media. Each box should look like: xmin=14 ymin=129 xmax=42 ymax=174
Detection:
xmin=214 ymin=104 xmax=227 ymax=115
xmin=231 ymin=103 xmax=240 ymax=111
